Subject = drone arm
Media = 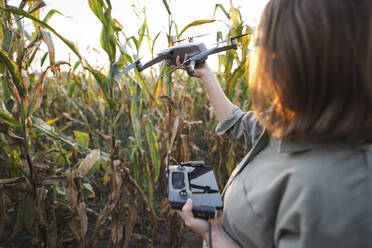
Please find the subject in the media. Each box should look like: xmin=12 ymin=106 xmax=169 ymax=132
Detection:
xmin=190 ymin=43 xmax=238 ymax=63
xmin=138 ymin=54 xmax=168 ymax=72
xmin=209 ymin=44 xmax=238 ymax=56
xmin=185 ymin=43 xmax=237 ymax=76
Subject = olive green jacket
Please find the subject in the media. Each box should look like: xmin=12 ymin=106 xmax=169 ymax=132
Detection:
xmin=211 ymin=106 xmax=372 ymax=248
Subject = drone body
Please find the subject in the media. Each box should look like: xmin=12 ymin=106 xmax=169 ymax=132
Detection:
xmin=159 ymin=42 xmax=207 ymax=67
xmin=121 ymin=33 xmax=249 ymax=77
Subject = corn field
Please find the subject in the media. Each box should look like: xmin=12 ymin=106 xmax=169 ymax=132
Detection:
xmin=0 ymin=0 xmax=252 ymax=247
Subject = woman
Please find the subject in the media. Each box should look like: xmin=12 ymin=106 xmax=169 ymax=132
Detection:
xmin=176 ymin=0 xmax=372 ymax=247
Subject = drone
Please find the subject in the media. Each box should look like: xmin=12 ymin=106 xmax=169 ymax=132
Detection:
xmin=121 ymin=33 xmax=250 ymax=77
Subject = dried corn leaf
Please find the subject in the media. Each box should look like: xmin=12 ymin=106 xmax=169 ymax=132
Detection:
xmin=40 ymin=29 xmax=55 ymax=65
xmin=0 ymin=177 xmax=26 ymax=184
xmin=21 ymin=70 xmax=30 ymax=90
xmin=28 ymin=0 xmax=46 ymax=14
xmin=123 ymin=200 xmax=138 ymax=248
xmin=65 ymin=168 xmax=78 ymax=207
xmin=169 ymin=116 xmax=180 ymax=152
xmin=68 ymin=202 xmax=88 ymax=247
xmin=78 ymin=149 xmax=100 ymax=177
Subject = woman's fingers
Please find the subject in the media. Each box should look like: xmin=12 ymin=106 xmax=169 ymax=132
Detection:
xmin=177 ymin=198 xmax=209 ymax=237
xmin=181 ymin=198 xmax=194 ymax=220
xmin=176 ymin=55 xmax=181 ymax=66
xmin=176 ymin=198 xmax=192 ymax=220
xmin=176 ymin=54 xmax=190 ymax=69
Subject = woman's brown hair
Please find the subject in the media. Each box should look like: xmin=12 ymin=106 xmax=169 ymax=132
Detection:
xmin=249 ymin=0 xmax=372 ymax=143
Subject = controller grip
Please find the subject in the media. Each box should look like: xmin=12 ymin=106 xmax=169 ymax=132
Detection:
xmin=192 ymin=205 xmax=215 ymax=220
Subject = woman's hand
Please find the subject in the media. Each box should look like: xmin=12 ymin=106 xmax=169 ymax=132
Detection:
xmin=176 ymin=198 xmax=211 ymax=238
xmin=177 ymin=198 xmax=241 ymax=248
xmin=176 ymin=55 xmax=213 ymax=81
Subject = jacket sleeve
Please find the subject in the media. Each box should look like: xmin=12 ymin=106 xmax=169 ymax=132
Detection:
xmin=215 ymin=106 xmax=263 ymax=149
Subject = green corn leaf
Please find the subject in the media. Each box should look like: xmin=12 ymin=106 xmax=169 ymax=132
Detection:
xmin=42 ymin=9 xmax=63 ymax=24
xmin=162 ymin=0 xmax=171 ymax=15
xmin=178 ymin=19 xmax=215 ymax=39
xmin=1 ymin=8 xmax=82 ymax=60
xmin=112 ymin=18 xmax=123 ymax=32
xmin=127 ymin=71 xmax=154 ymax=103
xmin=112 ymin=103 xmax=125 ymax=129
xmin=98 ymin=8 xmax=116 ymax=63
xmin=40 ymin=52 xmax=48 ymax=67
xmin=137 ymin=16 xmax=147 ymax=51
xmin=227 ymin=64 xmax=244 ymax=100
xmin=87 ymin=0 xmax=104 ymax=22
xmin=0 ymin=24 xmax=12 ymax=52
xmin=31 ymin=116 xmax=90 ymax=152
xmin=0 ymin=102 xmax=19 ymax=128
xmin=145 ymin=121 xmax=160 ymax=182
xmin=100 ymin=26 xmax=116 ymax=63
xmin=0 ymin=49 xmax=25 ymax=97
xmin=151 ymin=31 xmax=161 ymax=57
xmin=73 ymin=130 xmax=90 ymax=147
xmin=130 ymin=90 xmax=142 ymax=148
xmin=145 ymin=160 xmax=154 ymax=206
xmin=1 ymin=77 xmax=11 ymax=106
xmin=104 ymin=0 xmax=111 ymax=9
xmin=84 ymin=66 xmax=116 ymax=110
xmin=72 ymin=61 xmax=81 ymax=72
xmin=214 ymin=4 xmax=230 ymax=19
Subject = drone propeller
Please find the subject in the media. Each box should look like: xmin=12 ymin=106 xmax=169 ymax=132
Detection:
xmin=214 ymin=33 xmax=251 ymax=46
xmin=171 ymin=33 xmax=211 ymax=44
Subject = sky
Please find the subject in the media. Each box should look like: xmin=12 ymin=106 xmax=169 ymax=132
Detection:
xmin=8 ymin=0 xmax=269 ymax=70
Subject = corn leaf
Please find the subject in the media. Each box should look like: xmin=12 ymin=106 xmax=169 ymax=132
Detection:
xmin=178 ymin=19 xmax=215 ymax=39
xmin=41 ymin=30 xmax=55 ymax=65
xmin=162 ymin=0 xmax=171 ymax=15
xmin=85 ymin=66 xmax=116 ymax=110
xmin=214 ymin=4 xmax=230 ymax=19
xmin=42 ymin=9 xmax=63 ymax=24
xmin=1 ymin=8 xmax=82 ymax=60
xmin=137 ymin=16 xmax=147 ymax=51
xmin=0 ymin=49 xmax=25 ymax=97
xmin=145 ymin=121 xmax=160 ymax=182
xmin=100 ymin=9 xmax=116 ymax=62
xmin=73 ymin=130 xmax=90 ymax=147
xmin=87 ymin=0 xmax=104 ymax=22
xmin=0 ymin=102 xmax=19 ymax=128
xmin=1 ymin=77 xmax=11 ymax=106
xmin=145 ymin=160 xmax=154 ymax=206
xmin=0 ymin=24 xmax=12 ymax=52
xmin=31 ymin=116 xmax=89 ymax=152
xmin=78 ymin=149 xmax=100 ymax=177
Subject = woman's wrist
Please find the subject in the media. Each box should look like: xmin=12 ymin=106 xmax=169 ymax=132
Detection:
xmin=198 ymin=64 xmax=214 ymax=82
xmin=201 ymin=223 xmax=219 ymax=247
xmin=201 ymin=224 xmax=240 ymax=248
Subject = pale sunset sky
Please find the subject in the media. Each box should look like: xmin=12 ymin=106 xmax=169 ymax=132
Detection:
xmin=8 ymin=0 xmax=269 ymax=70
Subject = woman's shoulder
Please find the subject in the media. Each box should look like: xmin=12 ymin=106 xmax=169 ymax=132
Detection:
xmin=272 ymin=141 xmax=372 ymax=247
xmin=223 ymin=139 xmax=372 ymax=247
